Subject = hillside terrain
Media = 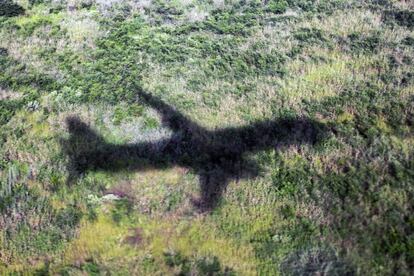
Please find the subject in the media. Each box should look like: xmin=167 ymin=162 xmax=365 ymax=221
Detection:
xmin=0 ymin=0 xmax=413 ymax=274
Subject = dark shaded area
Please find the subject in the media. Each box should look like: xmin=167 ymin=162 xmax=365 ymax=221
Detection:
xmin=0 ymin=0 xmax=25 ymax=17
xmin=61 ymin=89 xmax=327 ymax=210
xmin=0 ymin=47 xmax=8 ymax=56
xmin=383 ymin=9 xmax=414 ymax=28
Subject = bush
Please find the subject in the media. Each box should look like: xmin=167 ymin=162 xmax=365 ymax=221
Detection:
xmin=402 ymin=36 xmax=414 ymax=47
xmin=0 ymin=47 xmax=7 ymax=56
xmin=266 ymin=0 xmax=288 ymax=14
xmin=29 ymin=0 xmax=47 ymax=7
xmin=0 ymin=99 xmax=24 ymax=125
xmin=0 ymin=0 xmax=25 ymax=17
xmin=347 ymin=32 xmax=382 ymax=53
xmin=163 ymin=251 xmax=235 ymax=275
xmin=294 ymin=27 xmax=328 ymax=45
xmin=383 ymin=9 xmax=414 ymax=28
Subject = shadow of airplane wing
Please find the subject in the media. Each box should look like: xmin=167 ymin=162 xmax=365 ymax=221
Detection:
xmin=136 ymin=89 xmax=205 ymax=135
xmin=207 ymin=117 xmax=326 ymax=155
xmin=190 ymin=117 xmax=327 ymax=210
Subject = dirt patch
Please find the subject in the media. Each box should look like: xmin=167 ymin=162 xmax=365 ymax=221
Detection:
xmin=0 ymin=88 xmax=21 ymax=101
xmin=123 ymin=227 xmax=143 ymax=246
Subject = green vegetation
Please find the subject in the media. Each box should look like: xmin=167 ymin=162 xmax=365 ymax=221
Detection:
xmin=1 ymin=0 xmax=413 ymax=274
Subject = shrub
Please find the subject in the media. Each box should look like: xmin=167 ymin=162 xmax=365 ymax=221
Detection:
xmin=0 ymin=0 xmax=25 ymax=17
xmin=383 ymin=9 xmax=414 ymax=28
xmin=266 ymin=0 xmax=288 ymax=14
xmin=346 ymin=32 xmax=382 ymax=53
xmin=29 ymin=0 xmax=47 ymax=6
xmin=402 ymin=36 xmax=414 ymax=47
xmin=163 ymin=251 xmax=234 ymax=275
xmin=1 ymin=100 xmax=23 ymax=125
xmin=0 ymin=47 xmax=7 ymax=56
xmin=294 ymin=27 xmax=328 ymax=45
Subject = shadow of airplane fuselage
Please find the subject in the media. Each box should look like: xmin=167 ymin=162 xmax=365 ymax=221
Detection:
xmin=62 ymin=90 xmax=326 ymax=210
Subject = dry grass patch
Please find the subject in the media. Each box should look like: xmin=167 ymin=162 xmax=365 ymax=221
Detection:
xmin=0 ymin=88 xmax=21 ymax=100
xmin=301 ymin=9 xmax=383 ymax=37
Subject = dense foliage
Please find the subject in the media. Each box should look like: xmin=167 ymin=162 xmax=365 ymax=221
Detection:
xmin=0 ymin=0 xmax=413 ymax=274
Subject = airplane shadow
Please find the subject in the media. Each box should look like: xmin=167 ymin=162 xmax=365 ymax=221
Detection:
xmin=61 ymin=89 xmax=328 ymax=211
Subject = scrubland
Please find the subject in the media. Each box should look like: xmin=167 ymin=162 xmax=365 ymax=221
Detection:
xmin=0 ymin=0 xmax=413 ymax=274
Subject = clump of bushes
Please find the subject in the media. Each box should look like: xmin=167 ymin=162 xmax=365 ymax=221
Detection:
xmin=0 ymin=0 xmax=25 ymax=17
xmin=163 ymin=250 xmax=235 ymax=275
xmin=0 ymin=164 xmax=83 ymax=261
xmin=294 ymin=27 xmax=328 ymax=45
xmin=0 ymin=99 xmax=24 ymax=125
xmin=383 ymin=9 xmax=414 ymax=28
xmin=265 ymin=0 xmax=288 ymax=14
xmin=346 ymin=32 xmax=382 ymax=53
xmin=0 ymin=47 xmax=7 ymax=56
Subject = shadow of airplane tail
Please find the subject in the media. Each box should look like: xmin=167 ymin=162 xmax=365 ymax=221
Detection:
xmin=61 ymin=116 xmax=172 ymax=185
xmin=61 ymin=117 xmax=105 ymax=185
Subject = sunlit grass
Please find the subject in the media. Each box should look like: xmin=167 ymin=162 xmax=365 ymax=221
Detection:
xmin=282 ymin=49 xmax=379 ymax=104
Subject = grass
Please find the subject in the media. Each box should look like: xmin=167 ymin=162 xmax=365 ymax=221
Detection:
xmin=1 ymin=0 xmax=413 ymax=274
